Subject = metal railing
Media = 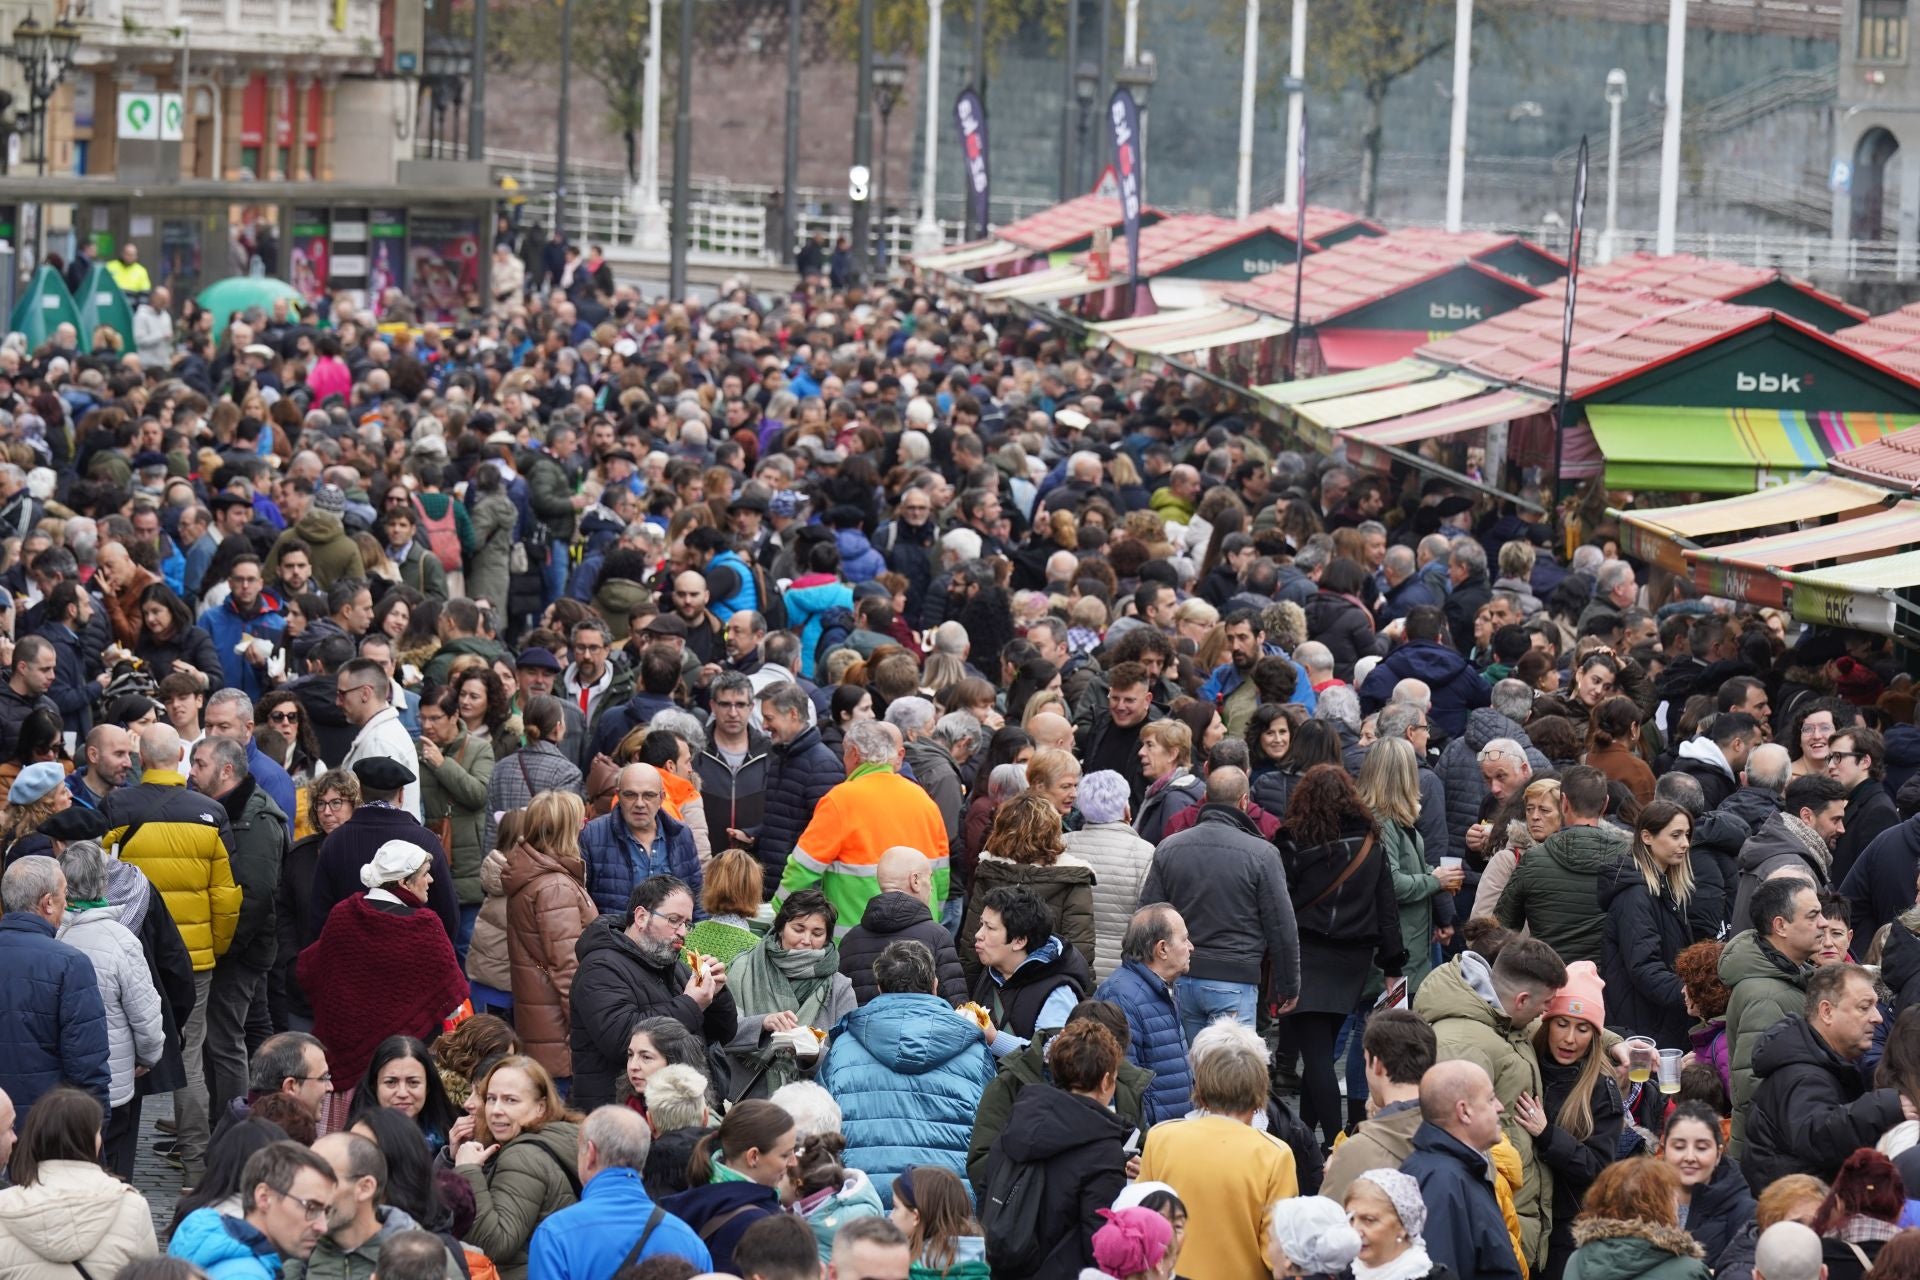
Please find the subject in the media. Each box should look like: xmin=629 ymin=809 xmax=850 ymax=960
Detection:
xmin=1554 ymin=62 xmax=1838 ymax=168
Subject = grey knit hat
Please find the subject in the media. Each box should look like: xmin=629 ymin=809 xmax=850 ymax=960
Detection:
xmin=1355 ymin=1167 xmax=1427 ymax=1245
xmin=314 ymin=483 xmax=346 ymax=515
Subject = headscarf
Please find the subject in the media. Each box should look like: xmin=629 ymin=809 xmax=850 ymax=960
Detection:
xmin=1091 ymin=1207 xmax=1173 ymax=1278
xmin=1269 ymin=1196 xmax=1362 ymax=1276
xmin=1355 ymin=1168 xmax=1427 ymax=1243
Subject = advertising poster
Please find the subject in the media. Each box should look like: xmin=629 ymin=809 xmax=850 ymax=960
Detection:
xmin=367 ymin=207 xmax=407 ymax=317
xmin=289 ymin=208 xmax=330 ymax=305
xmin=406 ymin=214 xmax=481 ymax=322
xmin=160 ymin=219 xmax=202 ymax=292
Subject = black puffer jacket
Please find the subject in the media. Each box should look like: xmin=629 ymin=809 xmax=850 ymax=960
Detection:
xmin=1687 ymin=810 xmax=1747 ymax=937
xmin=753 ymin=724 xmax=844 ymax=892
xmin=568 ymin=915 xmax=739 ymax=1109
xmin=838 ymin=890 xmax=968 ymax=1006
xmin=1599 ymin=858 xmax=1697 ymax=1049
xmin=1744 ymin=1013 xmax=1906 ymax=1191
xmin=1302 ymin=590 xmax=1376 ymax=682
xmin=1684 ymin=1156 xmax=1757 ymax=1276
xmin=981 ymin=1083 xmax=1131 ymax=1280
xmin=1882 ymin=907 xmax=1920 ymax=1017
xmin=1537 ymin=1054 xmax=1625 ymax=1280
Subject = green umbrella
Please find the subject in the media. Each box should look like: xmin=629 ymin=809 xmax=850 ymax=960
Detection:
xmin=195 ymin=276 xmax=304 ymax=341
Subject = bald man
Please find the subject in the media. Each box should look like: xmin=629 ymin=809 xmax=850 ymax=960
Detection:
xmin=1027 ymin=712 xmax=1074 ymax=754
xmin=579 ymin=762 xmax=704 ymax=919
xmin=1399 ymin=1061 xmax=1521 ymax=1280
xmin=671 ymin=570 xmax=723 ymax=664
xmin=835 ymin=845 xmax=968 ymax=1006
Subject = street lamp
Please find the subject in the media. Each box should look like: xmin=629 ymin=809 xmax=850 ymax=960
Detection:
xmin=1115 ymin=51 xmax=1156 ymax=201
xmin=422 ymin=32 xmax=474 ymax=157
xmin=872 ymin=55 xmax=908 ymax=275
xmin=5 ymin=15 xmax=79 ymax=175
xmin=1074 ymin=59 xmax=1098 ymax=190
xmin=1601 ymin=67 xmax=1626 ymax=264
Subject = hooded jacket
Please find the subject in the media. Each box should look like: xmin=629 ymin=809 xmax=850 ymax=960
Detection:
xmin=1399 ymin=1120 xmax=1523 ymax=1280
xmin=1842 ymin=813 xmax=1920 ymax=941
xmin=838 ymin=891 xmax=968 ymax=1006
xmin=1744 ymin=1014 xmax=1905 ymax=1190
xmin=454 ymin=1120 xmax=583 ymax=1280
xmin=267 ymin=511 xmax=365 ymax=589
xmin=1495 ymin=823 xmax=1630 ymax=966
xmin=569 ymin=914 xmax=739 ymax=1110
xmin=660 ymin=1180 xmax=782 ymax=1276
xmin=1730 ymin=813 xmax=1833 ymax=932
xmin=1320 ymin=1099 xmax=1424 ymax=1202
xmin=1687 ymin=810 xmax=1747 ymax=938
xmin=1437 ymin=710 xmax=1551 ymax=858
xmin=903 ymin=736 xmax=966 ymax=846
xmin=504 ymin=838 xmax=599 ymax=1080
xmin=1720 ymin=786 xmax=1783 ymax=837
xmin=1720 ymin=929 xmax=1814 ymax=1158
xmin=1358 ymin=639 xmax=1492 ymax=738
xmin=964 ymin=1025 xmax=1150 ymax=1191
xmin=103 ymin=768 xmax=239 ymax=971
xmin=1673 ymin=738 xmax=1739 ymax=810
xmin=1599 ymin=858 xmax=1696 ymax=1050
xmin=1562 ymin=1218 xmax=1709 ymax=1280
xmin=1140 ymin=804 xmax=1298 ymax=995
xmin=56 ymin=904 xmax=163 ymax=1106
xmin=1834 ymin=779 xmax=1900 ymax=887
xmin=981 ymin=1084 xmax=1131 ymax=1280
xmin=167 ymin=1209 xmax=282 ymax=1280
xmin=286 ymin=1204 xmax=459 ymax=1280
xmin=1884 ymin=907 xmax=1920 ymax=1017
xmin=0 ymin=1157 xmax=157 ymax=1277
xmin=834 ymin=529 xmax=886 ymax=584
xmin=820 ymin=990 xmax=996 ymax=1198
xmin=1412 ymin=953 xmax=1550 ymax=1267
xmin=754 ymin=724 xmax=844 ymax=891
xmin=1682 ymin=1157 xmax=1756 ymax=1276
xmin=1302 ymin=589 xmax=1377 ymax=681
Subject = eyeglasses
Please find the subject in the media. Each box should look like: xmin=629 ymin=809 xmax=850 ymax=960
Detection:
xmin=647 ymin=910 xmax=693 ymax=930
xmin=268 ymin=710 xmax=300 ymax=724
xmin=315 ymin=797 xmax=353 ymax=812
xmin=1830 ymin=750 xmax=1867 ymax=762
xmin=271 ymin=1188 xmax=333 ymax=1223
xmin=335 ymin=685 xmax=370 ymax=701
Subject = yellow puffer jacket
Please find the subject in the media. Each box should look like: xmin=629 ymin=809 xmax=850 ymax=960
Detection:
xmin=105 ymin=770 xmax=240 ymax=971
xmin=1491 ymin=1137 xmax=1530 ymax=1280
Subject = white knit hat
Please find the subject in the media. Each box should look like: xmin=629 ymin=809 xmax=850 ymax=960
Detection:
xmin=359 ymin=840 xmax=432 ymax=889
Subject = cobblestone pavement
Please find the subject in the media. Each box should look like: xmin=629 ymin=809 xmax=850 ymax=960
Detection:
xmin=129 ymin=1094 xmax=183 ymax=1239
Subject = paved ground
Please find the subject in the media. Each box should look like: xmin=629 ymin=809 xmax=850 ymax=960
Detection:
xmin=129 ymin=1094 xmax=184 ymax=1239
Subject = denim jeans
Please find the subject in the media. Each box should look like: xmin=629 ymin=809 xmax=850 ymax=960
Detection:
xmin=1176 ymin=977 xmax=1258 ymax=1044
xmin=456 ymin=903 xmax=481 ymax=965
xmin=542 ymin=542 xmax=569 ymax=608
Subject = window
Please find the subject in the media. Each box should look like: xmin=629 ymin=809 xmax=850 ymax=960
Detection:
xmin=1861 ymin=0 xmax=1907 ymax=62
xmin=240 ymin=146 xmax=261 ymax=178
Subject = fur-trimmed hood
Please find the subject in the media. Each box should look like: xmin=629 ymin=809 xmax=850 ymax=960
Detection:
xmin=1571 ymin=1216 xmax=1706 ymax=1258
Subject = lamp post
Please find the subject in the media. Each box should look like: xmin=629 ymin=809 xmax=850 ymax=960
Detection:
xmin=1282 ymin=0 xmax=1305 ymax=208
xmin=1073 ymin=59 xmax=1098 ymax=191
xmin=667 ymin=0 xmax=692 ymax=298
xmin=912 ymin=0 xmax=945 ymax=254
xmin=872 ymin=55 xmax=907 ymax=275
xmin=1115 ymin=52 xmax=1156 ymax=202
xmin=852 ymin=0 xmax=875 ymax=283
xmin=1443 ymin=0 xmax=1471 ymax=231
xmin=422 ymin=33 xmax=473 ymax=158
xmin=468 ymin=0 xmax=486 ymax=159
xmin=635 ymin=0 xmax=667 ymax=251
xmin=1601 ymin=67 xmax=1625 ymax=263
xmin=781 ymin=0 xmax=800 ymax=262
xmin=555 ymin=0 xmax=574 ymax=233
xmin=1656 ymin=0 xmax=1684 ymax=253
xmin=5 ymin=17 xmax=78 ymax=176
xmin=1235 ymin=0 xmax=1257 ymax=219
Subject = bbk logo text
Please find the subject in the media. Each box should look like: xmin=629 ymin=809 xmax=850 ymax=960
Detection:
xmin=1735 ymin=371 xmax=1803 ymax=393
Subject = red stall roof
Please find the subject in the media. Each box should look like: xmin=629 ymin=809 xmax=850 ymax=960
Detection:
xmin=1375 ymin=226 xmax=1568 ymax=267
xmin=1079 ymin=213 xmax=1256 ymax=277
xmin=996 ymin=193 xmax=1167 ymax=252
xmin=1223 ymin=237 xmax=1540 ymax=325
xmin=1836 ymin=304 xmax=1920 ymax=381
xmin=1542 ymin=252 xmax=1863 ymax=319
xmin=1829 ymin=421 xmax=1920 ymax=491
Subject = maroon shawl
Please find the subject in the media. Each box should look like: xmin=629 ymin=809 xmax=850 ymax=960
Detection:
xmin=297 ymin=891 xmax=471 ymax=1086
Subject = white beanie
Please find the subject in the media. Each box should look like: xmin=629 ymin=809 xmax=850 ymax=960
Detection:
xmin=360 ymin=839 xmax=432 ymax=889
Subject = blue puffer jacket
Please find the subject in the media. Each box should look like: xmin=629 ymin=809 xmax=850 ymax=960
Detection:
xmin=1094 ymin=959 xmax=1193 ymax=1125
xmin=579 ymin=808 xmax=704 ymax=919
xmin=820 ymin=991 xmax=996 ymax=1204
xmin=202 ymin=594 xmax=287 ymax=702
xmin=754 ymin=725 xmax=844 ymax=890
xmin=706 ymin=549 xmax=759 ymax=622
xmin=0 ymin=911 xmax=110 ymax=1114
xmin=835 ymin=530 xmax=886 ymax=584
xmin=784 ymin=576 xmax=855 ymax=678
xmin=168 ymin=1208 xmax=283 ymax=1279
xmin=1358 ymin=639 xmax=1491 ymax=739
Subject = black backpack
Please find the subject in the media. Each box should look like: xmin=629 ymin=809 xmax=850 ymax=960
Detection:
xmin=980 ymin=1155 xmax=1049 ymax=1276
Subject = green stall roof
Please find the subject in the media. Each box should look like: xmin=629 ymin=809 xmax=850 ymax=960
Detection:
xmin=74 ymin=263 xmax=134 ymax=349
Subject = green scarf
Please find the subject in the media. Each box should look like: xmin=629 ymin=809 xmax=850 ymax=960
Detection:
xmin=711 ymin=1159 xmax=755 ymax=1185
xmin=67 ymin=898 xmax=108 ymax=911
xmin=727 ymin=941 xmax=842 ymax=1096
xmin=849 ymin=762 xmax=894 ymax=782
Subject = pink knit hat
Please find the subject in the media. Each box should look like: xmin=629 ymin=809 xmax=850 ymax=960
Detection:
xmin=1542 ymin=960 xmax=1606 ymax=1031
xmin=1092 ymin=1207 xmax=1174 ymax=1277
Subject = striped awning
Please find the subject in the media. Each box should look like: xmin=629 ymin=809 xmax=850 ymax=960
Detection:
xmin=1587 ymin=405 xmax=1920 ymax=493
xmin=1613 ymin=474 xmax=1897 ymax=574
xmin=1345 ymin=387 xmax=1556 ymax=448
xmin=913 ymin=239 xmax=1030 ymax=274
xmin=1294 ymin=374 xmax=1491 ymax=433
xmin=1128 ymin=311 xmax=1293 ymax=358
xmin=1782 ymin=550 xmax=1920 ymax=636
xmin=1685 ymin=502 xmax=1920 ymax=606
xmin=1252 ymin=359 xmax=1444 ymax=409
xmin=975 ymin=264 xmax=1097 ymax=300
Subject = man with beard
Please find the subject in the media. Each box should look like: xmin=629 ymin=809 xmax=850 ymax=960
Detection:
xmin=203 ymin=556 xmax=286 ymax=701
xmin=670 ymin=571 xmax=723 ymax=665
xmin=568 ymin=873 xmax=738 ymax=1108
xmin=1197 ymin=609 xmax=1276 ymax=738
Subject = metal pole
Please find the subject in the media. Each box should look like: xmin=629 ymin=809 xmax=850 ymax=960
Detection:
xmin=1656 ymin=0 xmax=1684 ymax=253
xmin=879 ymin=108 xmax=891 ymax=272
xmin=913 ymin=0 xmax=945 ymax=252
xmin=669 ymin=0 xmax=692 ymax=296
xmin=1282 ymin=0 xmax=1304 ymax=208
xmin=1235 ymin=0 xmax=1257 ymax=219
xmin=468 ymin=0 xmax=486 ymax=159
xmin=556 ymin=0 xmax=573 ymax=227
xmin=636 ymin=0 xmax=666 ymax=250
xmin=852 ymin=0 xmax=874 ymax=280
xmin=178 ymin=20 xmax=190 ymax=179
xmin=1123 ymin=0 xmax=1138 ymax=64
xmin=1603 ymin=85 xmax=1622 ymax=263
xmin=783 ymin=0 xmax=800 ymax=262
xmin=970 ymin=0 xmax=985 ymax=236
xmin=1096 ymin=0 xmax=1110 ymax=175
xmin=1060 ymin=0 xmax=1078 ymax=199
xmin=1444 ymin=0 xmax=1471 ymax=231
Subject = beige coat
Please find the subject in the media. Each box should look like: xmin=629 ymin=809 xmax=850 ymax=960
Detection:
xmin=0 ymin=1159 xmax=158 ymax=1278
xmin=465 ymin=846 xmax=513 ymax=991
xmin=503 ymin=840 xmax=599 ymax=1079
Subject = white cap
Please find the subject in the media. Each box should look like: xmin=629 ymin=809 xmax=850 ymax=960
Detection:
xmin=359 ymin=839 xmax=432 ymax=889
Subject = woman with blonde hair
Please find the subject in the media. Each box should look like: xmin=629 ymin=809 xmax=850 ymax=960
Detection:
xmin=959 ymin=791 xmax=1095 ymax=978
xmin=1602 ymin=799 xmax=1698 ymax=1049
xmin=450 ymin=1054 xmax=583 ymax=1279
xmin=503 ymin=791 xmax=598 ymax=1084
xmin=682 ymin=847 xmax=767 ymax=967
xmin=1473 ymin=777 xmax=1562 ymax=919
xmin=1172 ymin=598 xmax=1219 ymax=651
xmin=1134 ymin=720 xmax=1201 ymax=845
xmin=1356 ymin=737 xmax=1460 ymax=994
xmin=1026 ymin=747 xmax=1083 ymax=818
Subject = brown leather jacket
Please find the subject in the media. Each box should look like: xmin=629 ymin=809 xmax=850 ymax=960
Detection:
xmin=502 ymin=839 xmax=599 ymax=1079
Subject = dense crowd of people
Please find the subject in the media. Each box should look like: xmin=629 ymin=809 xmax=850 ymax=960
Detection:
xmin=0 ymin=257 xmax=1913 ymax=1280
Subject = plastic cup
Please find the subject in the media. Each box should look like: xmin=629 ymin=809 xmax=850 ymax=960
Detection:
xmin=1439 ymin=856 xmax=1464 ymax=871
xmin=1625 ymin=1036 xmax=1656 ymax=1083
xmin=1657 ymin=1047 xmax=1684 ymax=1095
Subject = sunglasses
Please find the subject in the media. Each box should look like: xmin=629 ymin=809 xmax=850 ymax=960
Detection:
xmin=268 ymin=709 xmax=300 ymax=724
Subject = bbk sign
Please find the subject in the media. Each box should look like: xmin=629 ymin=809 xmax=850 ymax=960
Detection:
xmin=1735 ymin=371 xmax=1807 ymax=394
xmin=1428 ymin=302 xmax=1484 ymax=322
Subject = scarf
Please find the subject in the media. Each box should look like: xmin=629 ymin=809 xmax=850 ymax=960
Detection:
xmin=727 ymin=941 xmax=841 ymax=1093
xmin=849 ymin=762 xmax=893 ymax=782
xmin=1780 ymin=812 xmax=1835 ymax=878
xmin=1353 ymin=1246 xmax=1439 ymax=1280
xmin=68 ymin=897 xmax=108 ymax=911
xmin=711 ymin=1159 xmax=755 ymax=1185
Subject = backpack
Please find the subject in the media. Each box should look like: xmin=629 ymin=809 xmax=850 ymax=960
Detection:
xmin=413 ymin=495 xmax=463 ymax=571
xmin=749 ymin=560 xmax=789 ymax=632
xmin=813 ymin=606 xmax=855 ymax=673
xmin=980 ymin=1155 xmax=1050 ymax=1277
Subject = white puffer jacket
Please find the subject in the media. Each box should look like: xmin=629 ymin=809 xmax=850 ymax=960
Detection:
xmin=0 ymin=1158 xmax=157 ymax=1278
xmin=1063 ymin=821 xmax=1157 ymax=983
xmin=57 ymin=905 xmax=163 ymax=1106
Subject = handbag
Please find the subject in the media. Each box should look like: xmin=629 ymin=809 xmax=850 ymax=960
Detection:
xmin=1303 ymin=830 xmax=1378 ymax=911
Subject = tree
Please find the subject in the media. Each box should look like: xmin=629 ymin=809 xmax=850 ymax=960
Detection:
xmin=491 ymin=0 xmax=651 ymax=183
xmin=1309 ymin=0 xmax=1459 ymax=214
